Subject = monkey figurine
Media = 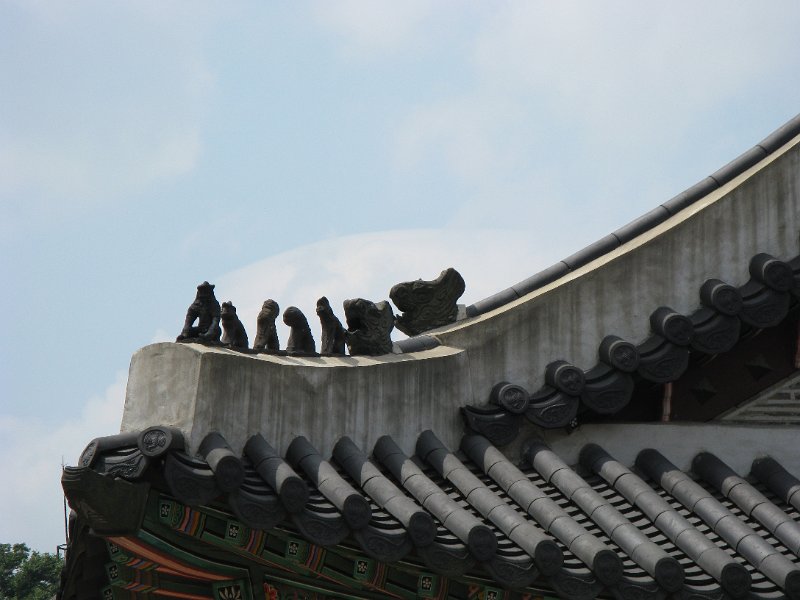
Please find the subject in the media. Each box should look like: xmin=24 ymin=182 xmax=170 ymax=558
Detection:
xmin=220 ymin=301 xmax=249 ymax=349
xmin=316 ymin=296 xmax=346 ymax=355
xmin=253 ymin=299 xmax=280 ymax=351
xmin=283 ymin=306 xmax=316 ymax=354
xmin=177 ymin=281 xmax=221 ymax=343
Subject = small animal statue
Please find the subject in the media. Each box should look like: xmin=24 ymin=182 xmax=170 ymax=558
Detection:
xmin=177 ymin=281 xmax=221 ymax=342
xmin=253 ymin=299 xmax=280 ymax=351
xmin=343 ymin=298 xmax=394 ymax=356
xmin=390 ymin=267 xmax=465 ymax=336
xmin=283 ymin=306 xmax=316 ymax=354
xmin=220 ymin=301 xmax=249 ymax=349
xmin=316 ymin=296 xmax=346 ymax=355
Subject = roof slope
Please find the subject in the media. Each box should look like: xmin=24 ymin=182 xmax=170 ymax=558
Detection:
xmin=63 ymin=425 xmax=800 ymax=599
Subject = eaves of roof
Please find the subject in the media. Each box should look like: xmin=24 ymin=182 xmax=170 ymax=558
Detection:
xmin=461 ymin=250 xmax=800 ymax=445
xmin=62 ymin=426 xmax=800 ymax=600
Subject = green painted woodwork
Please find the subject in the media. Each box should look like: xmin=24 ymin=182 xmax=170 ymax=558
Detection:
xmin=119 ymin=489 xmax=560 ymax=600
xmin=213 ymin=579 xmax=252 ymax=600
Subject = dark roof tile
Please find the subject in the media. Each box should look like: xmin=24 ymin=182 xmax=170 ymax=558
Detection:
xmin=286 ymin=436 xmax=372 ymax=530
xmin=511 ymin=261 xmax=570 ymax=297
xmin=561 ymin=234 xmax=620 ymax=271
xmin=244 ymin=433 xmax=308 ymax=511
xmin=465 ymin=287 xmax=520 ymax=317
xmin=64 ymin=426 xmax=800 ymax=598
xmin=394 ymin=334 xmax=440 ymax=353
xmin=662 ymin=177 xmax=719 ymax=215
xmin=752 ymin=456 xmax=800 ymax=510
xmin=757 ymin=113 xmax=800 ymax=153
xmin=710 ymin=145 xmax=769 ymax=186
xmin=613 ymin=206 xmax=671 ymax=244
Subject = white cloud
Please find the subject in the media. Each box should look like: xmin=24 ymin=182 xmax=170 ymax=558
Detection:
xmin=311 ymin=0 xmax=438 ymax=56
xmin=382 ymin=1 xmax=800 ymax=234
xmin=394 ymin=95 xmax=524 ymax=182
xmin=0 ymin=372 xmax=126 ymax=552
xmin=470 ymin=2 xmax=797 ymax=140
xmin=0 ymin=2 xmax=214 ymax=224
xmin=216 ymin=228 xmax=551 ymax=347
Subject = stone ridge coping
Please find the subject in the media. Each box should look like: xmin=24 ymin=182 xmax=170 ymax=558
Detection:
xmin=166 ymin=339 xmax=463 ymax=365
xmin=451 ymin=112 xmax=800 ymax=320
xmin=537 ymin=422 xmax=800 ymax=476
xmin=430 ymin=134 xmax=800 ymax=342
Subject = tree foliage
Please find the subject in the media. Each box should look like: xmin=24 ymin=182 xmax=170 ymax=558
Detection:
xmin=0 ymin=543 xmax=62 ymax=600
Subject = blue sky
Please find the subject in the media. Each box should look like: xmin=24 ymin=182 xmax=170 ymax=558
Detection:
xmin=2 ymin=1 xmax=799 ymax=552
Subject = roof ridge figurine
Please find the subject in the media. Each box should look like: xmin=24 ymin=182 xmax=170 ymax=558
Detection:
xmin=176 ymin=281 xmax=221 ymax=343
xmin=283 ymin=306 xmax=316 ymax=355
xmin=391 ymin=267 xmax=465 ymax=336
xmin=253 ymin=299 xmax=280 ymax=352
xmin=317 ymin=296 xmax=346 ymax=355
xmin=220 ymin=301 xmax=249 ymax=349
xmin=344 ymin=298 xmax=394 ymax=356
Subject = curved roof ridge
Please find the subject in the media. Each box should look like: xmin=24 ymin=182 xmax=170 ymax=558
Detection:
xmin=463 ymin=112 xmax=800 ymax=319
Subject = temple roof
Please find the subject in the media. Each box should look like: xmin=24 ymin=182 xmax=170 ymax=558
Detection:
xmin=60 ymin=113 xmax=800 ymax=600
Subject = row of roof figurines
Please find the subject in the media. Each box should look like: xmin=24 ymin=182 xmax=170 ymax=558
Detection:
xmin=176 ymin=267 xmax=466 ymax=357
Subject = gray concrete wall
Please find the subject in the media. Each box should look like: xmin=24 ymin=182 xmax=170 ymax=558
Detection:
xmin=123 ymin=342 xmax=471 ymax=455
xmin=121 ymin=134 xmax=800 ymax=457
xmin=435 ymin=136 xmax=800 ymax=401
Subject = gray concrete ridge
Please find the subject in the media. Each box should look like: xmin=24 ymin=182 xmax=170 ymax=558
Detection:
xmin=122 ymin=124 xmax=800 ymax=457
